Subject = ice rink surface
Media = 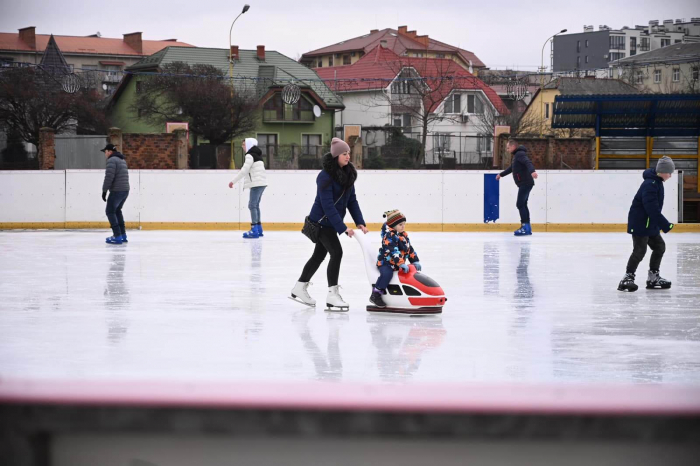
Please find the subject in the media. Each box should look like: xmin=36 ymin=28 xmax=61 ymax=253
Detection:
xmin=1 ymin=230 xmax=699 ymax=385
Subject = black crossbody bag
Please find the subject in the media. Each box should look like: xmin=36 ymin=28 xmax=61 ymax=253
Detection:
xmin=302 ymin=190 xmax=345 ymax=243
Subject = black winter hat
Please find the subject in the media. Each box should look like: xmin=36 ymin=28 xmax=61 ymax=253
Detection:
xmin=100 ymin=143 xmax=117 ymax=152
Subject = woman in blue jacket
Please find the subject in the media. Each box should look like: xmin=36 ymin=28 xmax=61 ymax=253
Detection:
xmin=291 ymin=138 xmax=368 ymax=311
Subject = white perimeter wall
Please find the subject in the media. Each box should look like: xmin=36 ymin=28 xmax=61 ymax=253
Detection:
xmin=0 ymin=170 xmax=679 ymax=226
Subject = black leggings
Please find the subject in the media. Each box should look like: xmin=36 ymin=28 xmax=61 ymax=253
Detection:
xmin=626 ymin=235 xmax=666 ymax=274
xmin=299 ymin=226 xmax=343 ymax=286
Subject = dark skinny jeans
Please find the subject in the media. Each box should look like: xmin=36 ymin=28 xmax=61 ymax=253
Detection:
xmin=106 ymin=191 xmax=129 ymax=237
xmin=299 ymin=226 xmax=343 ymax=286
xmin=516 ymin=184 xmax=533 ymax=225
xmin=626 ymin=234 xmax=665 ymax=274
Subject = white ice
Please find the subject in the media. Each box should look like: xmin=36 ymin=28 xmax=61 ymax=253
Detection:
xmin=1 ymin=230 xmax=699 ymax=384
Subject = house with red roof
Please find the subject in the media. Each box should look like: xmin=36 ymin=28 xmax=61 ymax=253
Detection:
xmin=315 ymin=45 xmax=507 ymax=165
xmin=0 ymin=27 xmax=194 ymax=94
xmin=301 ymin=26 xmax=485 ymax=75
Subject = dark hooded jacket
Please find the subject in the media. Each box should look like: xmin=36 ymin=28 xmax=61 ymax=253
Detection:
xmin=627 ymin=168 xmax=673 ymax=237
xmin=102 ymin=151 xmax=130 ymax=193
xmin=499 ymin=145 xmax=536 ymax=187
xmin=308 ymin=153 xmax=365 ymax=234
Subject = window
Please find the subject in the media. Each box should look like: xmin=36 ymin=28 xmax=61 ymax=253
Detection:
xmin=585 ymin=56 xmax=589 ymax=63
xmin=608 ymin=68 xmax=614 ymax=78
xmin=577 ymin=56 xmax=581 ymax=67
xmin=608 ymin=52 xmax=625 ymax=61
xmin=577 ymin=40 xmax=581 ymax=52
xmin=465 ymin=94 xmax=483 ymax=114
xmin=317 ymin=59 xmax=322 ymax=68
xmin=257 ymin=134 xmax=277 ymax=157
xmin=433 ymin=133 xmax=451 ymax=152
xmin=661 ymin=38 xmax=671 ymax=47
xmin=328 ymin=55 xmax=333 ymax=66
xmin=435 ymin=53 xmax=446 ymax=58
xmin=545 ymin=103 xmax=550 ymax=119
xmin=343 ymin=55 xmax=351 ymax=65
xmin=630 ymin=37 xmax=636 ymax=56
xmin=351 ymin=52 xmax=356 ymax=57
xmin=444 ymin=93 xmax=461 ymax=114
xmin=693 ymin=66 xmax=699 ymax=81
xmin=585 ymin=40 xmax=589 ymax=48
xmin=654 ymin=69 xmax=661 ymax=83
xmin=672 ymin=68 xmax=680 ymax=82
xmin=301 ymin=134 xmax=322 ymax=156
xmin=477 ymin=135 xmax=492 ymax=152
xmin=609 ymin=35 xmax=625 ymax=50
xmin=263 ymin=94 xmax=314 ymax=122
xmin=640 ymin=37 xmax=650 ymax=51
xmin=391 ymin=74 xmax=412 ymax=94
xmin=393 ymin=114 xmax=412 ymax=130
xmin=635 ymin=70 xmax=644 ymax=84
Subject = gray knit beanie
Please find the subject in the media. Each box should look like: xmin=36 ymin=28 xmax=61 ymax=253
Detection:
xmin=330 ymin=137 xmax=351 ymax=158
xmin=656 ymin=156 xmax=675 ymax=174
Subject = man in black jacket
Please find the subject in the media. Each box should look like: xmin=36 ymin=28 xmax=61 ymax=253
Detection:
xmin=496 ymin=139 xmax=538 ymax=236
xmin=101 ymin=143 xmax=130 ymax=245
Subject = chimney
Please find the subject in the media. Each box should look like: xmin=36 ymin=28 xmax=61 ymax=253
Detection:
xmin=407 ymin=30 xmax=417 ymax=39
xmin=257 ymin=45 xmax=265 ymax=61
xmin=370 ymin=29 xmax=379 ymax=34
xmin=416 ymin=35 xmax=430 ymax=48
xmin=398 ymin=25 xmax=408 ymax=35
xmin=230 ymin=45 xmax=239 ymax=60
xmin=19 ymin=26 xmax=36 ymax=49
xmin=123 ymin=32 xmax=143 ymax=54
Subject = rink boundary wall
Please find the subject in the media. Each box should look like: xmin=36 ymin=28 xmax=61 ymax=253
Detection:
xmin=2 ymin=169 xmax=698 ymax=232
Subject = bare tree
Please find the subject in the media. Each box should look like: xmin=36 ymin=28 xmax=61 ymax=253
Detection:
xmin=131 ymin=62 xmax=259 ymax=146
xmin=0 ymin=66 xmax=109 ymax=147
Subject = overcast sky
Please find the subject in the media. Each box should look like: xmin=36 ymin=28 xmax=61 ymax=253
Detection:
xmin=2 ymin=0 xmax=698 ymax=70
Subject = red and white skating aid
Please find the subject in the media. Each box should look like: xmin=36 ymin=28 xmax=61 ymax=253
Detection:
xmin=354 ymin=231 xmax=446 ymax=315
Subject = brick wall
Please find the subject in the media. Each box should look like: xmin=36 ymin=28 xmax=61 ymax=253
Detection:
xmin=38 ymin=128 xmax=55 ymax=170
xmin=499 ymin=135 xmax=594 ymax=170
xmin=122 ymin=133 xmax=178 ymax=169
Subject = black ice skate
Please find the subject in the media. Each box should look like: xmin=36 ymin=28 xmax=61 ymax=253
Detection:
xmin=617 ymin=273 xmax=638 ymax=292
xmin=646 ymin=270 xmax=671 ymax=289
xmin=369 ymin=290 xmax=387 ymax=308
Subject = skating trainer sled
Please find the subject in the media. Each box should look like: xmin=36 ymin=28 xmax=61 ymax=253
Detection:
xmin=354 ymin=231 xmax=446 ymax=315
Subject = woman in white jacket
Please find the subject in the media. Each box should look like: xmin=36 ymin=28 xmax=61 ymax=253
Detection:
xmin=228 ymin=138 xmax=268 ymax=238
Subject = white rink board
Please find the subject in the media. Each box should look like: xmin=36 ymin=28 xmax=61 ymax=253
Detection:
xmin=0 ymin=171 xmax=65 ymax=223
xmin=65 ymin=170 xmax=140 ymax=223
xmin=0 ymin=170 xmax=679 ymax=225
xmin=139 ymin=171 xmax=241 ymax=223
xmin=546 ymin=171 xmax=678 ymax=224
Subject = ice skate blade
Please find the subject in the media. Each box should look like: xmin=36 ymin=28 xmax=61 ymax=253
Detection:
xmin=617 ymin=286 xmax=638 ymax=292
xmin=288 ymin=296 xmax=315 ymax=307
xmin=325 ymin=305 xmax=349 ymax=313
xmin=367 ymin=305 xmax=442 ymax=315
xmin=646 ymin=284 xmax=671 ymax=290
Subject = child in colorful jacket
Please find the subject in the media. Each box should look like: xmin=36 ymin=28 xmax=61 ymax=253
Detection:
xmin=370 ymin=209 xmax=421 ymax=308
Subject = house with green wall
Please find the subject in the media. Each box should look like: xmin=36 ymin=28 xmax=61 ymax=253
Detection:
xmin=109 ymin=45 xmax=344 ymax=167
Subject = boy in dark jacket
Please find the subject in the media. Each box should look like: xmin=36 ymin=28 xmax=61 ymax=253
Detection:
xmin=496 ymin=140 xmax=539 ymax=236
xmin=101 ymin=143 xmax=130 ymax=245
xmin=618 ymin=156 xmax=675 ymax=292
xmin=369 ymin=209 xmax=421 ymax=308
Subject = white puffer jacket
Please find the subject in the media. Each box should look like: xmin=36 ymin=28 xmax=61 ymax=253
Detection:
xmin=231 ymin=138 xmax=267 ymax=189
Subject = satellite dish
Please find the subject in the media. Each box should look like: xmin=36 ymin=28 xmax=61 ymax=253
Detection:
xmin=313 ymin=105 xmax=322 ymax=118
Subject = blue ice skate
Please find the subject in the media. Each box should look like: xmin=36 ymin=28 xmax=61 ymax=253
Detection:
xmin=514 ymin=223 xmax=532 ymax=236
xmin=120 ymin=234 xmax=128 ymax=243
xmin=105 ymin=235 xmax=123 ymax=244
xmin=243 ymin=224 xmax=259 ymax=239
xmin=254 ymin=223 xmax=264 ymax=237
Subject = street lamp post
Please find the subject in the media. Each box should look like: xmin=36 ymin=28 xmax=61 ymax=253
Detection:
xmin=229 ymin=4 xmax=250 ymax=169
xmin=539 ymin=29 xmax=567 ymax=136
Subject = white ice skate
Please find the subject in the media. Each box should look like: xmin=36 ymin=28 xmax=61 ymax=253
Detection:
xmin=326 ymin=285 xmax=349 ymax=312
xmin=289 ymin=281 xmax=316 ymax=307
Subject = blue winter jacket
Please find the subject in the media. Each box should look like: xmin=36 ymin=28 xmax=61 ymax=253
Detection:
xmin=627 ymin=168 xmax=673 ymax=237
xmin=499 ymin=145 xmax=536 ymax=187
xmin=309 ymin=170 xmax=365 ymax=234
